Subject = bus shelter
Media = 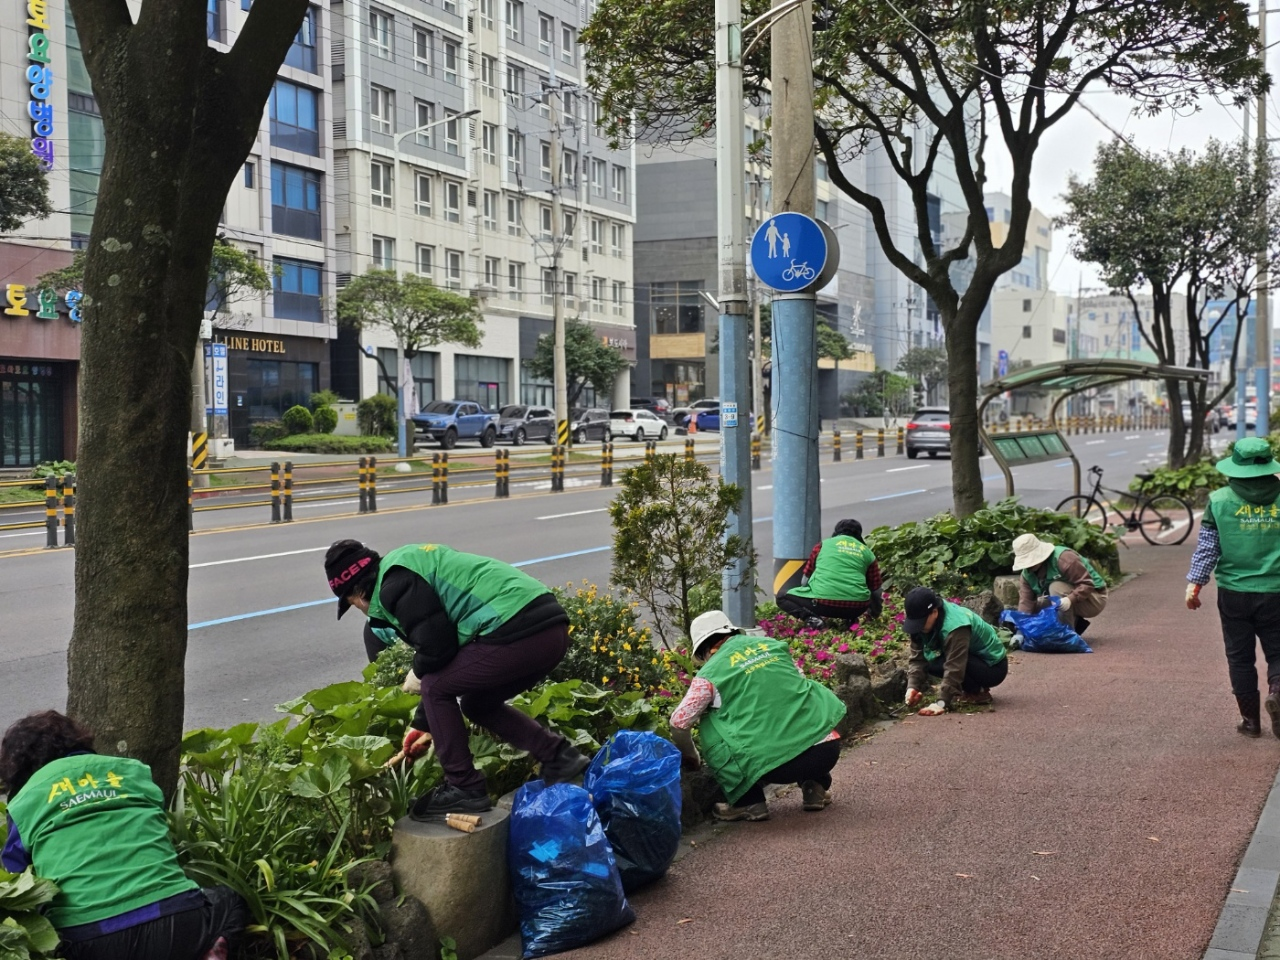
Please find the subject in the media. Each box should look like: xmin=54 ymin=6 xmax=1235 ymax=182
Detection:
xmin=977 ymin=360 xmax=1209 ymax=498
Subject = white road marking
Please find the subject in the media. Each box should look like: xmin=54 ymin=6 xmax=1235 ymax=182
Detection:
xmin=886 ymin=465 xmax=929 ymax=473
xmin=1085 ymin=440 xmax=1106 ymax=445
xmin=291 ymin=499 xmax=358 ymax=510
xmin=537 ymin=508 xmax=608 ymax=521
xmin=0 ymin=530 xmax=42 ymax=539
xmin=189 ymin=546 xmax=329 ymax=569
xmin=1125 ymin=434 xmax=1141 ymax=440
xmin=866 ymin=489 xmax=926 ymax=502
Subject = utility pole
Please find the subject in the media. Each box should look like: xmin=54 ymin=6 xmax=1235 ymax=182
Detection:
xmin=750 ymin=173 xmax=766 ymax=435
xmin=714 ymin=0 xmax=754 ymax=626
xmin=1257 ymin=0 xmax=1271 ymax=436
xmin=550 ymin=72 xmax=569 ymax=441
xmin=770 ymin=0 xmax=821 ymax=598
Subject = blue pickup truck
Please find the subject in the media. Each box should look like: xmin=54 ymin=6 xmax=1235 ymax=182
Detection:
xmin=411 ymin=399 xmax=499 ymax=449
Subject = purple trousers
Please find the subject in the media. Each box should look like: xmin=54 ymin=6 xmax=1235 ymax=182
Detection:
xmin=421 ymin=622 xmax=570 ymax=790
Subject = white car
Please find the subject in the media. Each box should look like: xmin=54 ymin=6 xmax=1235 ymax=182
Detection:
xmin=609 ymin=409 xmax=669 ymax=441
xmin=671 ymin=397 xmax=721 ymax=426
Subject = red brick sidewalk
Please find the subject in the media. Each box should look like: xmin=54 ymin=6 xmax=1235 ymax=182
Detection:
xmin=571 ymin=542 xmax=1280 ymax=960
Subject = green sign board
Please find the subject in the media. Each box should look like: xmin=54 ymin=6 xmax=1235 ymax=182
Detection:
xmin=991 ymin=430 xmax=1071 ymax=465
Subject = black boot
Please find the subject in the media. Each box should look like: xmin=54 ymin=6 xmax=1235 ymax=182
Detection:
xmin=1266 ymin=680 xmax=1280 ymax=740
xmin=1075 ymin=617 xmax=1090 ymax=637
xmin=1237 ymin=692 xmax=1262 ymax=738
xmin=540 ymin=739 xmax=591 ymax=784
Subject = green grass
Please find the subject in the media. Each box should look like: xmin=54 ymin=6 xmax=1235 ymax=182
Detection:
xmin=0 ymin=484 xmax=43 ymax=505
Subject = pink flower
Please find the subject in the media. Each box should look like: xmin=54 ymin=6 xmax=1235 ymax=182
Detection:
xmin=837 ymin=643 xmax=850 ymax=653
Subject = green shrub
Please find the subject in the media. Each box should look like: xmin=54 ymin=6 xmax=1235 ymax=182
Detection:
xmin=549 ymin=583 xmax=667 ymax=694
xmin=261 ymin=434 xmax=394 ymax=454
xmin=0 ymin=861 xmax=60 ymax=957
xmin=1129 ymin=459 xmax=1223 ymax=506
xmin=867 ymin=497 xmax=1120 ymax=596
xmin=313 ymin=404 xmax=339 ymax=435
xmin=248 ymin=420 xmax=288 ymax=448
xmin=309 ymin=389 xmax=343 ymax=410
xmin=30 ymin=460 xmax=74 ymax=481
xmin=358 ymin=394 xmax=398 ymax=437
xmin=282 ymin=404 xmax=314 ymax=435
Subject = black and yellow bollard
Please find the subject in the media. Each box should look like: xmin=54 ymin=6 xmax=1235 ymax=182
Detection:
xmin=270 ymin=462 xmax=282 ymax=524
xmin=188 ymin=467 xmax=194 ymax=531
xmin=856 ymin=429 xmax=864 ymax=460
xmin=833 ymin=429 xmax=842 ymax=462
xmin=896 ymin=427 xmax=905 ymax=456
xmin=503 ymin=449 xmax=511 ymax=497
xmin=600 ymin=441 xmax=610 ymax=487
xmin=756 ymin=413 xmax=766 ymax=435
xmin=358 ymin=457 xmax=369 ymax=513
xmin=557 ymin=420 xmax=570 ymax=448
xmin=551 ymin=446 xmax=564 ymax=492
xmin=192 ymin=431 xmax=208 ymax=471
xmin=439 ymin=453 xmax=449 ymax=504
xmin=368 ymin=457 xmax=378 ymax=512
xmin=685 ymin=437 xmax=695 ymax=463
xmin=607 ymin=441 xmax=616 ymax=486
xmin=495 ymin=449 xmax=505 ymax=498
xmin=432 ymin=453 xmax=442 ymax=505
xmin=44 ymin=476 xmax=57 ymax=548
xmin=876 ymin=428 xmax=885 ymax=458
xmin=62 ymin=474 xmax=76 ymax=547
xmin=751 ymin=434 xmax=761 ymax=470
xmin=283 ymin=462 xmax=294 ymax=522
xmin=645 ymin=440 xmax=656 ymax=462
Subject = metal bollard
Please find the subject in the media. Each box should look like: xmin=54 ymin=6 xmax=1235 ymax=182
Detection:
xmin=440 ymin=453 xmax=448 ymax=504
xmin=270 ymin=462 xmax=281 ymax=524
xmin=62 ymin=474 xmax=75 ymax=547
xmin=605 ymin=441 xmax=614 ymax=486
xmin=876 ymin=428 xmax=885 ymax=458
xmin=685 ymin=438 xmax=695 ymax=463
xmin=495 ymin=449 xmax=505 ymax=498
xmin=188 ymin=467 xmax=194 ymax=531
xmin=502 ymin=449 xmax=511 ymax=497
xmin=751 ymin=434 xmax=761 ymax=470
xmin=600 ymin=441 xmax=610 ymax=487
xmin=358 ymin=457 xmax=369 ymax=513
xmin=368 ymin=457 xmax=378 ymax=512
xmin=856 ymin=429 xmax=864 ymax=460
xmin=645 ymin=440 xmax=656 ymax=462
xmin=896 ymin=427 xmax=905 ymax=455
xmin=432 ymin=453 xmax=442 ymax=505
xmin=283 ymin=462 xmax=293 ymax=522
xmin=833 ymin=429 xmax=842 ymax=462
xmin=44 ymin=476 xmax=57 ymax=548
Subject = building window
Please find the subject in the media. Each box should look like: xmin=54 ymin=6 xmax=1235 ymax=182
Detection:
xmin=482 ymin=123 xmax=498 ymax=164
xmin=1053 ymin=328 xmax=1067 ymax=344
xmin=537 ymin=77 xmax=551 ymax=118
xmin=372 ymin=236 xmax=395 ymax=270
xmin=444 ymin=110 xmax=460 ymax=155
xmin=273 ymin=257 xmax=323 ymax=322
xmin=270 ymin=162 xmax=322 ymax=240
xmin=207 ymin=0 xmax=221 ymax=41
xmin=370 ymin=84 xmax=394 ymax=134
xmin=479 ymin=0 xmax=495 ymax=29
xmin=611 ymin=222 xmax=624 ymax=257
xmin=481 ymin=55 xmax=497 ymax=97
xmin=445 ymin=249 xmax=463 ymax=290
xmin=444 ymin=180 xmax=461 ymax=222
xmin=561 ymin=24 xmax=575 ymax=63
xmin=370 ymin=159 xmax=393 ymax=208
xmin=591 ymin=158 xmax=606 ymax=196
xmin=611 ymin=164 xmax=628 ymax=203
xmin=285 ymin=6 xmax=318 ymax=72
xmin=505 ymin=0 xmax=523 ymax=42
xmin=243 ymin=161 xmax=255 ymax=188
xmin=378 ymin=348 xmax=437 ymax=407
xmin=506 ymin=131 xmax=524 ymax=175
xmin=269 ymin=80 xmax=320 ymax=156
xmin=612 ymin=280 xmax=625 ymax=317
xmin=540 ymin=141 xmax=552 ymax=180
xmin=484 ymin=257 xmax=501 ymax=288
xmin=443 ymin=38 xmax=460 ymax=84
xmin=563 ymin=211 xmax=576 ymax=246
xmin=1022 ymin=298 xmax=1032 ymax=312
xmin=368 ymin=8 xmax=392 ymax=58
xmin=815 ymin=199 xmax=829 ymax=220
xmin=649 ymin=280 xmax=705 ymax=334
xmin=590 ymin=276 xmax=605 ymax=314
xmin=443 ymin=0 xmax=458 ymax=12
xmin=507 ymin=195 xmax=522 ymax=235
xmin=508 ymin=261 xmax=524 ymax=300
xmin=455 ymin=355 xmax=510 ymax=409
xmin=538 ymin=13 xmax=554 ymax=54
xmin=505 ymin=63 xmax=524 ymax=99
xmin=415 ymin=172 xmax=433 ymax=215
xmin=563 ymin=272 xmax=577 ymax=308
xmin=542 ymin=269 xmax=555 ymax=305
xmin=246 ymin=359 xmax=319 ymax=420
xmin=590 ymin=218 xmax=603 ymax=254
xmin=414 ymin=27 xmax=433 ymax=73
xmin=539 ymin=204 xmax=552 ymax=239
xmin=563 ymin=149 xmax=577 ymax=185
xmin=416 ymin=244 xmax=435 ymax=277
xmin=414 ymin=100 xmax=435 ymax=146
xmin=1022 ymin=325 xmax=1033 ymax=338
xmin=483 ymin=190 xmax=499 ymax=230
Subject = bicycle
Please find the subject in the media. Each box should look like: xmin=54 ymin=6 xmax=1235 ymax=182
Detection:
xmin=780 ymin=259 xmax=816 ymax=282
xmin=1055 ymin=465 xmax=1195 ymax=546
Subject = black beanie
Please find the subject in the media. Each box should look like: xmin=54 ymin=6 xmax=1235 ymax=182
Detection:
xmin=325 ymin=539 xmax=381 ymax=619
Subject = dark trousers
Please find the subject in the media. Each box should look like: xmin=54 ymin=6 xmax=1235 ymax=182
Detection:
xmin=925 ymin=654 xmax=1009 ymax=693
xmin=1217 ymin=588 xmax=1280 ymax=697
xmin=60 ymin=887 xmax=247 ymax=960
xmin=738 ymin=739 xmax=842 ymax=807
xmin=777 ymin=594 xmax=872 ymax=622
xmin=421 ymin=623 xmax=571 ymax=791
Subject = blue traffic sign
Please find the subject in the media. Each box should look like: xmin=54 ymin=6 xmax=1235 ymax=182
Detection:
xmin=750 ymin=213 xmax=828 ymax=292
xmin=997 ymin=349 xmax=1009 ymax=378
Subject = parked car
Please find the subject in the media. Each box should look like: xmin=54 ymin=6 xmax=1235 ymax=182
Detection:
xmin=674 ymin=398 xmax=721 ymax=427
xmin=570 ymin=407 xmax=612 ymax=443
xmin=1224 ymin=403 xmax=1258 ymax=430
xmin=630 ymin=397 xmax=674 ymax=423
xmin=610 ymin=408 xmax=669 ymax=441
xmin=905 ymin=407 xmax=951 ymax=459
xmin=412 ymin=399 xmax=499 ymax=449
xmin=1180 ymin=402 xmax=1221 ymax=434
xmin=496 ymin=404 xmax=555 ymax=445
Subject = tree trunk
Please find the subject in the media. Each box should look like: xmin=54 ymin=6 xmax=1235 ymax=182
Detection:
xmin=944 ymin=314 xmax=984 ymax=516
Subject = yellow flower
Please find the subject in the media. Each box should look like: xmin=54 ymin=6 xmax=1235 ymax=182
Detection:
xmin=602 ymin=676 xmax=610 ymax=683
xmin=651 ymin=657 xmax=658 ymax=665
xmin=623 ymin=643 xmax=632 ymax=651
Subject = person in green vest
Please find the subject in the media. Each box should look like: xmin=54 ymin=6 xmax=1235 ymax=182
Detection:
xmin=325 ymin=539 xmax=590 ymax=817
xmin=1185 ymin=437 xmax=1280 ymax=737
xmin=903 ymin=587 xmax=1009 ymax=714
xmin=669 ymin=610 xmax=847 ymax=822
xmin=777 ymin=519 xmax=884 ymax=628
xmin=1 ymin=710 xmax=247 ymax=960
xmin=1011 ymin=533 xmax=1109 ymax=635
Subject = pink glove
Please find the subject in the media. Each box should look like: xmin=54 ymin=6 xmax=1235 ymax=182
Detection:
xmin=403 ymin=729 xmax=432 ymax=760
xmin=1186 ymin=583 xmax=1202 ymax=611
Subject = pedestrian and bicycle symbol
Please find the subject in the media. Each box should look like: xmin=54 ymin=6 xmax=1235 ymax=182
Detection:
xmin=750 ymin=212 xmax=828 ymax=293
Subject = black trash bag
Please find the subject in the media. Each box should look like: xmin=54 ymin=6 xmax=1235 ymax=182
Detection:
xmin=584 ymin=730 xmax=682 ymax=892
xmin=508 ymin=780 xmax=634 ymax=959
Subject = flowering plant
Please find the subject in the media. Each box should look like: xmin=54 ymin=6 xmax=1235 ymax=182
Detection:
xmin=758 ymin=593 xmax=908 ymax=684
xmin=550 ymin=582 xmax=669 ymax=694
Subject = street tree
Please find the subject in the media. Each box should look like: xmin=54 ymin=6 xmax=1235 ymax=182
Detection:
xmin=1058 ymin=139 xmax=1278 ymax=467
xmin=583 ymin=0 xmax=1265 ymax=515
xmin=843 ymin=369 xmax=913 ymax=421
xmin=527 ymin=317 xmax=630 ymax=408
xmin=897 ymin=346 xmax=948 ymax=404
xmin=64 ymin=0 xmax=311 ymax=799
xmin=336 ymin=268 xmax=484 ymax=363
xmin=0 ymin=130 xmax=52 ymax=233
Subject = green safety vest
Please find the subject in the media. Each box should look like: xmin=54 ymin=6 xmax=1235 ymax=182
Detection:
xmin=1021 ymin=545 xmax=1107 ymax=595
xmin=919 ymin=602 xmax=1008 ymax=667
xmin=1208 ymin=487 xmax=1280 ymax=593
xmin=5 ymin=755 xmax=197 ymax=930
xmin=695 ymin=635 xmax=847 ymax=805
xmin=786 ymin=536 xmax=874 ymax=602
xmin=366 ymin=543 xmax=551 ymax=645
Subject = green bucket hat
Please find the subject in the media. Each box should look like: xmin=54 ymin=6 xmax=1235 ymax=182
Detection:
xmin=1217 ymin=437 xmax=1280 ymax=478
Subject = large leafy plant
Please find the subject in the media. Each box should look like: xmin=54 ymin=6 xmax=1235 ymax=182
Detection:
xmin=0 ymin=856 xmax=60 ymax=960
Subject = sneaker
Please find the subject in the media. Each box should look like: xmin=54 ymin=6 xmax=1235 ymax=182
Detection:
xmin=1075 ymin=617 xmax=1091 ymax=637
xmin=956 ymin=689 xmax=993 ymax=706
xmin=713 ymin=801 xmax=770 ymax=822
xmin=804 ymin=617 xmax=827 ymax=631
xmin=409 ymin=782 xmax=492 ymax=820
xmin=1267 ymin=683 xmax=1280 ymax=740
xmin=540 ymin=740 xmax=591 ymax=784
xmin=800 ymin=780 xmax=832 ymax=811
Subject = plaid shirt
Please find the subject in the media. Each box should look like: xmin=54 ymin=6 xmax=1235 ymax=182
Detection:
xmin=1186 ymin=525 xmax=1221 ymax=585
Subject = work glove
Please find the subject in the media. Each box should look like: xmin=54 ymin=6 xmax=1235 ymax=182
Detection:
xmin=905 ymin=688 xmax=922 ymax=708
xmin=1058 ymin=596 xmax=1072 ymax=613
xmin=1186 ymin=582 xmax=1203 ymax=611
xmin=402 ymin=728 xmax=432 ymax=760
xmin=401 ymin=670 xmax=421 ymax=695
xmin=918 ymin=701 xmax=947 ymax=716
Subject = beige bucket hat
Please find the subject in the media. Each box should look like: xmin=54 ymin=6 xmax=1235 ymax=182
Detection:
xmin=1010 ymin=533 xmax=1055 ymax=572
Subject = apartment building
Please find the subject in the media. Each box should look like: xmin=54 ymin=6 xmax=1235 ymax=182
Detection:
xmin=328 ymin=0 xmax=636 ymax=413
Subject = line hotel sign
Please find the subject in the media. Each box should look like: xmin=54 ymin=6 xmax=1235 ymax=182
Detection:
xmin=25 ymin=0 xmax=55 ymax=171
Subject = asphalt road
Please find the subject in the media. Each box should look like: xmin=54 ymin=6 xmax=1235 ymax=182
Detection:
xmin=0 ymin=429 xmax=1169 ymax=733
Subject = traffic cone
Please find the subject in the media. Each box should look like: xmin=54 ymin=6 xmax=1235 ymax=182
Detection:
xmin=688 ymin=415 xmax=697 ymax=435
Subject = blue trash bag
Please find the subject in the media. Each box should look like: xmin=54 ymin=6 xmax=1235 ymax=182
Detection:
xmin=1001 ymin=597 xmax=1092 ymax=653
xmin=584 ymin=730 xmax=683 ymax=892
xmin=508 ymin=780 xmax=635 ymax=959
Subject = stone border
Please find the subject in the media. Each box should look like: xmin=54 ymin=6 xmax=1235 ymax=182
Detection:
xmin=1203 ymin=764 xmax=1280 ymax=958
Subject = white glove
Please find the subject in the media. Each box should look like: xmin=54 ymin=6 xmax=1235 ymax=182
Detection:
xmin=401 ymin=670 xmax=422 ymax=694
xmin=1058 ymin=596 xmax=1072 ymax=613
xmin=918 ymin=701 xmax=947 ymax=716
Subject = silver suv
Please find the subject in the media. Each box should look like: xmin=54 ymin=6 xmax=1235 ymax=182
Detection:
xmin=905 ymin=408 xmax=951 ymax=459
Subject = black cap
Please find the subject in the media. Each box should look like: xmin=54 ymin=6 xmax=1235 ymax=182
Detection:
xmin=902 ymin=587 xmax=941 ymax=635
xmin=325 ymin=539 xmax=380 ymax=620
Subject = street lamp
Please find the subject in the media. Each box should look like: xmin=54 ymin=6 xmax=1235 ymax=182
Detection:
xmin=380 ymin=108 xmax=481 ymax=458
